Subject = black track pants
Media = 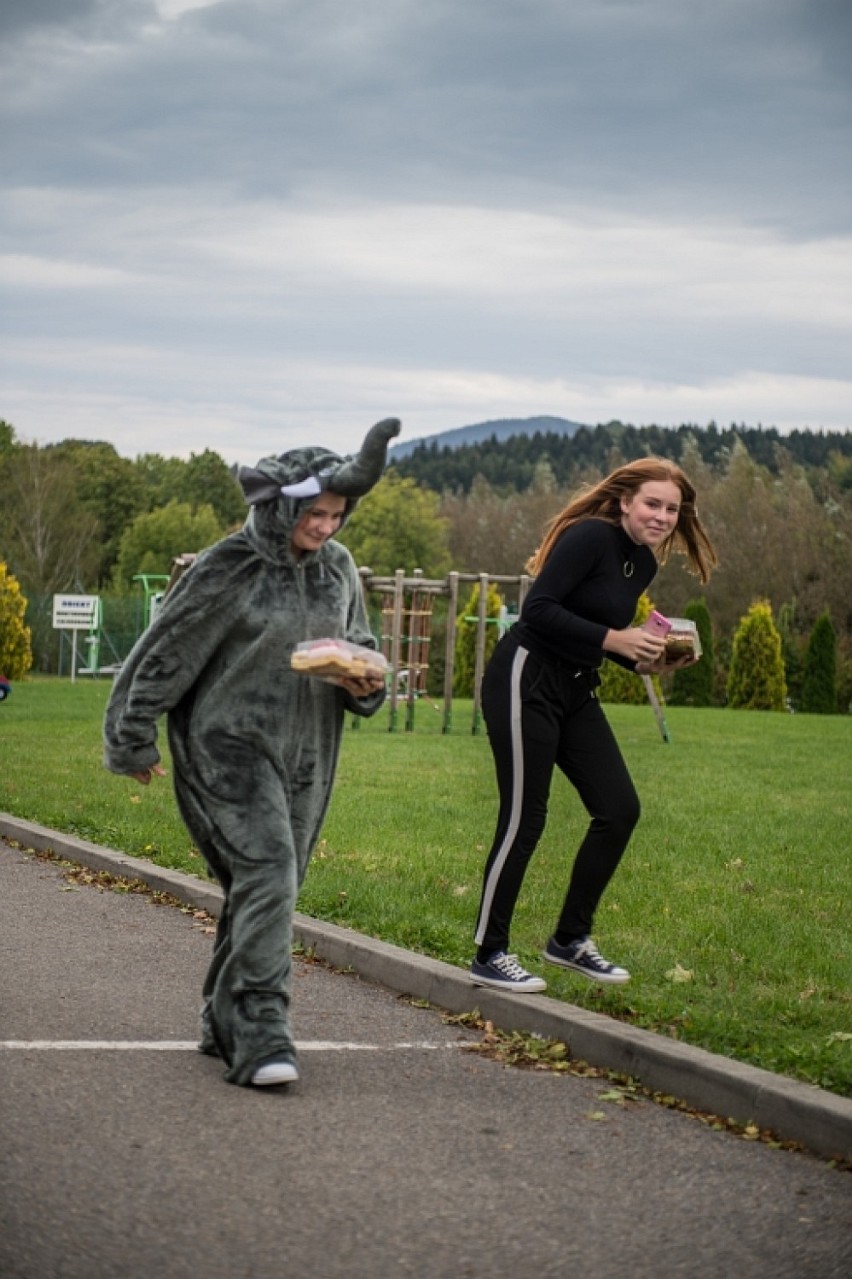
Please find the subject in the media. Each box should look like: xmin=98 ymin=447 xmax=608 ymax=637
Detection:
xmin=474 ymin=635 xmax=640 ymax=955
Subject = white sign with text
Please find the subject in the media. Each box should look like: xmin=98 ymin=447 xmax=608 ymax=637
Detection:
xmin=52 ymin=594 xmax=99 ymax=630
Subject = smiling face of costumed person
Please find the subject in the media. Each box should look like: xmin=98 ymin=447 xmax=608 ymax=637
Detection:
xmin=619 ymin=479 xmax=682 ymax=550
xmin=290 ymin=491 xmax=348 ymax=558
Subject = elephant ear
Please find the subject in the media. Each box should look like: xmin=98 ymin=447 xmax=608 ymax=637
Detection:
xmin=326 ymin=418 xmax=401 ymax=497
xmin=237 ymin=467 xmax=285 ymax=504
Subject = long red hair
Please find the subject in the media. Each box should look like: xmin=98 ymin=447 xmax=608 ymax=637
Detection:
xmin=527 ymin=457 xmax=718 ymax=584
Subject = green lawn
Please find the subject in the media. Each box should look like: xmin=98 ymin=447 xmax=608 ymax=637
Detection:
xmin=2 ymin=675 xmax=850 ymax=1096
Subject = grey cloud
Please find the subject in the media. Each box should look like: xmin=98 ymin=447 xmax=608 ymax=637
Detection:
xmin=0 ymin=0 xmax=153 ymax=39
xmin=0 ymin=0 xmax=99 ymax=37
xmin=2 ymin=0 xmax=851 ymax=460
xmin=3 ymin=0 xmax=851 ymax=235
xmin=791 ymin=0 xmax=852 ymax=77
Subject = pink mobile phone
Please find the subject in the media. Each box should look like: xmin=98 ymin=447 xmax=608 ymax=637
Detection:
xmin=643 ymin=610 xmax=672 ymax=639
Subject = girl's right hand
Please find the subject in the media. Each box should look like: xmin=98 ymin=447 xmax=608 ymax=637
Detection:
xmin=603 ymin=626 xmax=667 ymax=665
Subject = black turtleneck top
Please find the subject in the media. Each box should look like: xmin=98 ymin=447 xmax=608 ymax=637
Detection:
xmin=512 ymin=518 xmax=657 ymax=671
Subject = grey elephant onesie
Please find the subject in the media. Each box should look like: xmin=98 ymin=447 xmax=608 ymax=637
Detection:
xmin=104 ymin=418 xmax=400 ymax=1085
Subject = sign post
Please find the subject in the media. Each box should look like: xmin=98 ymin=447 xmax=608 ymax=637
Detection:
xmin=52 ymin=595 xmax=100 ymax=682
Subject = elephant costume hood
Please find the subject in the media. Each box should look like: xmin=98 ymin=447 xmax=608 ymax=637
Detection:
xmin=234 ymin=416 xmax=400 ymax=563
xmin=238 ymin=415 xmax=401 ymax=503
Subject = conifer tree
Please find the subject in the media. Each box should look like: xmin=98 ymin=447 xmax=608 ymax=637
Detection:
xmin=799 ymin=612 xmax=837 ymax=714
xmin=726 ymin=600 xmax=787 ymax=711
xmin=836 ymin=653 xmax=852 ymax=716
xmin=0 ymin=561 xmax=33 ymax=681
xmin=669 ymin=598 xmax=715 ymax=706
xmin=776 ymin=602 xmax=804 ymax=709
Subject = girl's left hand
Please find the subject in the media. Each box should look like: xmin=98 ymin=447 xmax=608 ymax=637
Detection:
xmin=128 ymin=763 xmax=168 ymax=785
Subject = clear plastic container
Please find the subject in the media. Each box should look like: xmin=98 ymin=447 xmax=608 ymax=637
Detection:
xmin=663 ymin=618 xmax=702 ymax=662
xmin=290 ymin=638 xmax=389 ymax=682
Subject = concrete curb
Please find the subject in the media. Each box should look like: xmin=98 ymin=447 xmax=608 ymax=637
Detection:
xmin=3 ymin=811 xmax=850 ymax=1162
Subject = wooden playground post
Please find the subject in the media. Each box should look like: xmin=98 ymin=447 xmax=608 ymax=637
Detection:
xmin=404 ymin=569 xmax=422 ymax=731
xmin=471 ymin=572 xmax=490 ymax=735
xmin=387 ymin=569 xmax=405 ymax=733
xmin=442 ymin=572 xmax=459 ymax=734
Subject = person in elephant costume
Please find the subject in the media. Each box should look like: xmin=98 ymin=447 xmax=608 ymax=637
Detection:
xmin=104 ymin=417 xmax=401 ymax=1087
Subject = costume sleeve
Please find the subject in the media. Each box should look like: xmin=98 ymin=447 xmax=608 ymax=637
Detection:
xmin=338 ymin=553 xmax=387 ymax=719
xmin=103 ymin=550 xmax=241 ymax=775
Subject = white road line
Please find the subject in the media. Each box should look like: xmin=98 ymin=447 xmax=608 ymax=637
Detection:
xmin=0 ymin=1040 xmax=462 ymax=1052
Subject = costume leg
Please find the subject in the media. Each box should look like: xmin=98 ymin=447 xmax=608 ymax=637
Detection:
xmin=192 ymin=928 xmax=236 ymax=1060
xmin=553 ymin=693 xmax=640 ymax=939
xmin=174 ymin=708 xmax=343 ymax=1085
xmin=473 ymin=643 xmax=560 ymax=954
xmin=198 ymin=895 xmax=230 ymax=1056
xmin=200 ymin=831 xmax=300 ymax=1086
xmin=175 ymin=821 xmax=233 ymax=1058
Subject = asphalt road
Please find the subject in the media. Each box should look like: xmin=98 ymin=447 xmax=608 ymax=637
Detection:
xmin=1 ymin=839 xmax=850 ymax=1279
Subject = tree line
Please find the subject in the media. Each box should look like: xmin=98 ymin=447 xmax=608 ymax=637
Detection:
xmin=389 ymin=419 xmax=852 ymax=495
xmin=1 ymin=416 xmax=850 ymax=710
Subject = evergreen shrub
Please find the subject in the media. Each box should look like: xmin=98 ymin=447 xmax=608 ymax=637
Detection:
xmin=799 ymin=611 xmax=837 ymax=714
xmin=726 ymin=600 xmax=787 ymax=711
xmin=837 ymin=652 xmax=852 ymax=715
xmin=0 ymin=562 xmax=33 ymax=680
xmin=776 ymin=602 xmax=805 ymax=709
xmin=668 ymin=598 xmax=715 ymax=706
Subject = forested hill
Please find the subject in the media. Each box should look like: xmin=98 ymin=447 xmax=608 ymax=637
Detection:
xmin=388 ymin=420 xmax=852 ymax=493
xmin=388 ymin=414 xmax=585 ymax=461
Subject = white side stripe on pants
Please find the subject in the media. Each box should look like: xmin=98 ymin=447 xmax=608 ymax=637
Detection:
xmin=474 ymin=645 xmax=528 ymax=946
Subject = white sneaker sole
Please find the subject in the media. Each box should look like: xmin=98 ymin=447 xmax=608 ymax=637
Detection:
xmin=470 ymin=972 xmax=547 ymax=994
xmin=251 ymin=1061 xmax=300 ymax=1086
xmin=543 ymin=952 xmax=630 ymax=984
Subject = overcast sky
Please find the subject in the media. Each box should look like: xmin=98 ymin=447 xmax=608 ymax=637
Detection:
xmin=2 ymin=0 xmax=851 ymax=467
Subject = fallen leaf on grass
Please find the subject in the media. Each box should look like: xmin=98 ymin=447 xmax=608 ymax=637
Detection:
xmin=664 ymin=963 xmax=694 ymax=983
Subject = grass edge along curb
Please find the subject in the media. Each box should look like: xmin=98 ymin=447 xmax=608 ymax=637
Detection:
xmin=2 ymin=810 xmax=850 ymax=1165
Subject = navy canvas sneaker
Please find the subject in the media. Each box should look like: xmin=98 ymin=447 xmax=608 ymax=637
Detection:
xmin=543 ymin=936 xmax=630 ymax=985
xmin=469 ymin=950 xmax=547 ymax=993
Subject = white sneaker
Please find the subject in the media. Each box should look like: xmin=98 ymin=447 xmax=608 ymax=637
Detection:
xmin=251 ymin=1052 xmax=300 ymax=1086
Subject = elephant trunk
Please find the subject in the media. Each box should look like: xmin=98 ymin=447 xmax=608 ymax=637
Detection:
xmin=327 ymin=418 xmax=401 ymax=497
